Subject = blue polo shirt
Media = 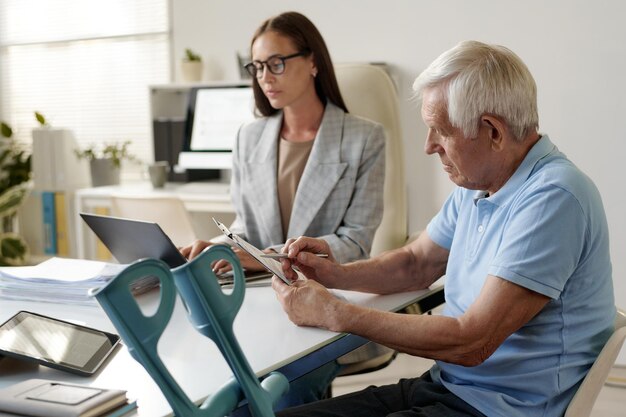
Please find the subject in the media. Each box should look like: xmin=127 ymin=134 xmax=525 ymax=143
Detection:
xmin=427 ymin=135 xmax=614 ymax=417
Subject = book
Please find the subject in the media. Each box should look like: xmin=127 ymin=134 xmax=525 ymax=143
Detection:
xmin=54 ymin=192 xmax=69 ymax=257
xmin=94 ymin=206 xmax=113 ymax=261
xmin=0 ymin=379 xmax=134 ymax=417
xmin=102 ymin=400 xmax=138 ymax=417
xmin=41 ymin=192 xmax=57 ymax=255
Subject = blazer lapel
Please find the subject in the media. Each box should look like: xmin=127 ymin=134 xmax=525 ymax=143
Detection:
xmin=245 ymin=113 xmax=284 ymax=243
xmin=288 ymin=103 xmax=348 ymax=238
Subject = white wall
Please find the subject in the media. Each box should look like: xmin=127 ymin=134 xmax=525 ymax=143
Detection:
xmin=173 ymin=0 xmax=626 ymax=361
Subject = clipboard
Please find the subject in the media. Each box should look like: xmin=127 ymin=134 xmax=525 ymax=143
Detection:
xmin=212 ymin=218 xmax=291 ymax=285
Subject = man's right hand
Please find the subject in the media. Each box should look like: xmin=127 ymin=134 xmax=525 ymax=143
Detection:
xmin=280 ymin=237 xmax=342 ymax=287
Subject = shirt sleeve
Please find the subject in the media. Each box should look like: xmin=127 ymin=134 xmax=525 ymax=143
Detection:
xmin=426 ymin=188 xmax=462 ymax=251
xmin=488 ymin=184 xmax=587 ymax=299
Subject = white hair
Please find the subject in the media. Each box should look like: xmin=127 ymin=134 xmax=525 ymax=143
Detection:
xmin=413 ymin=40 xmax=539 ymax=141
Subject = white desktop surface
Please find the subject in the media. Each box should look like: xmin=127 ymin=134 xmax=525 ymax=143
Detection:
xmin=75 ymin=181 xmax=232 ymax=211
xmin=0 ymin=284 xmax=442 ymax=417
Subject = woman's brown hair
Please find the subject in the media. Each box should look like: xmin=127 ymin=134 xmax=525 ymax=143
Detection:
xmin=249 ymin=11 xmax=348 ymax=117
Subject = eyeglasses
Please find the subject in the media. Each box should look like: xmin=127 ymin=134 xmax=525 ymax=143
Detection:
xmin=244 ymin=51 xmax=309 ymax=79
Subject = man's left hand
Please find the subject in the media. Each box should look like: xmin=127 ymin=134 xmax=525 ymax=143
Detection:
xmin=271 ymin=276 xmax=344 ymax=331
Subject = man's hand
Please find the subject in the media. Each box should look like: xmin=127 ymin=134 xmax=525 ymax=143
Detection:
xmin=279 ymin=237 xmax=342 ymax=287
xmin=271 ymin=275 xmax=344 ymax=331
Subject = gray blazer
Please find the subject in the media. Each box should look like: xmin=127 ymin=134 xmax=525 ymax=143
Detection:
xmin=228 ymin=102 xmax=385 ymax=263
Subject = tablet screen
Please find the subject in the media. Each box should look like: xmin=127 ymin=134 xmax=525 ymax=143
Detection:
xmin=0 ymin=311 xmax=120 ymax=376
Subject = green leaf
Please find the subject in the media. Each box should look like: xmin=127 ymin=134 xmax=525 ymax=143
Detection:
xmin=34 ymin=111 xmax=47 ymax=126
xmin=0 ymin=232 xmax=29 ymax=266
xmin=0 ymin=149 xmax=10 ymax=165
xmin=0 ymin=122 xmax=12 ymax=138
xmin=184 ymin=48 xmax=201 ymax=62
xmin=0 ymin=184 xmax=30 ymax=217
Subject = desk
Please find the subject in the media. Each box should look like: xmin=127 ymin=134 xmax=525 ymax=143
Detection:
xmin=0 ymin=284 xmax=444 ymax=417
xmin=74 ymin=181 xmax=233 ymax=259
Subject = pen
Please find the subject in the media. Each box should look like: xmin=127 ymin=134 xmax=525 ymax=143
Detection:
xmin=261 ymin=253 xmax=328 ymax=259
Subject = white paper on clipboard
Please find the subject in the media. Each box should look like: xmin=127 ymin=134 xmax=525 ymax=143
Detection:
xmin=212 ymin=218 xmax=291 ymax=285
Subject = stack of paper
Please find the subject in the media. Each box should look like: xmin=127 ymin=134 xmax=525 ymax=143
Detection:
xmin=0 ymin=257 xmax=154 ymax=306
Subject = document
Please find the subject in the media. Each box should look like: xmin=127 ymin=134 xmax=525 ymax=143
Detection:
xmin=212 ymin=218 xmax=292 ymax=284
xmin=0 ymin=257 xmax=153 ymax=306
xmin=0 ymin=257 xmax=124 ymax=283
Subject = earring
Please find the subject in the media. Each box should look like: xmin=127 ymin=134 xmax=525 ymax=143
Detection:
xmin=311 ymin=69 xmax=318 ymax=78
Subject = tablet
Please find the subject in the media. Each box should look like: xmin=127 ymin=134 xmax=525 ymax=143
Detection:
xmin=0 ymin=311 xmax=120 ymax=376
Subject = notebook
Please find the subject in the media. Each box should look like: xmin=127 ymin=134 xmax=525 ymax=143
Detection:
xmin=79 ymin=213 xmax=271 ymax=284
xmin=0 ymin=378 xmax=135 ymax=417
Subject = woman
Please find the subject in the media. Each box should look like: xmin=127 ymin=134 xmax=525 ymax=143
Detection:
xmin=180 ymin=13 xmax=385 ymax=406
xmin=181 ymin=10 xmax=386 ymax=407
xmin=181 ymin=11 xmax=385 ymax=275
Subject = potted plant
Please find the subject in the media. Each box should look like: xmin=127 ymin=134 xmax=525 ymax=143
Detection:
xmin=75 ymin=141 xmax=137 ymax=187
xmin=0 ymin=121 xmax=32 ymax=265
xmin=181 ymin=48 xmax=203 ymax=82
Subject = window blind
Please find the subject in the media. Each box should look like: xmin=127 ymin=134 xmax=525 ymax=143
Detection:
xmin=0 ymin=0 xmax=170 ymax=177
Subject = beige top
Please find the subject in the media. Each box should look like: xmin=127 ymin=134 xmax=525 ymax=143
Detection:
xmin=277 ymin=137 xmax=314 ymax=240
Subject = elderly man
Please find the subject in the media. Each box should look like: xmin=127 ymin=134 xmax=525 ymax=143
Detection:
xmin=272 ymin=41 xmax=615 ymax=417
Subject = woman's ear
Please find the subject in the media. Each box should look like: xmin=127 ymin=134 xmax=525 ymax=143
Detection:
xmin=309 ymin=54 xmax=318 ymax=77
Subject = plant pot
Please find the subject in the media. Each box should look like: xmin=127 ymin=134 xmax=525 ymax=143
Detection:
xmin=90 ymin=158 xmax=120 ymax=187
xmin=181 ymin=61 xmax=203 ymax=82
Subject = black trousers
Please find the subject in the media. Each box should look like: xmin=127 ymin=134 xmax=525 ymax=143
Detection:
xmin=276 ymin=371 xmax=486 ymax=417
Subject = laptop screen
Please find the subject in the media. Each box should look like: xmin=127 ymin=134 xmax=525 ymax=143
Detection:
xmin=80 ymin=213 xmax=187 ymax=268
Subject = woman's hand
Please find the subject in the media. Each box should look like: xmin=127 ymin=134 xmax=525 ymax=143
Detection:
xmin=212 ymin=247 xmax=270 ymax=275
xmin=179 ymin=239 xmax=213 ymax=260
xmin=179 ymin=239 xmax=265 ymax=275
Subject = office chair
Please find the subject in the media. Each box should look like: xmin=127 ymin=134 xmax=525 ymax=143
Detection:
xmin=93 ymin=245 xmax=288 ymax=417
xmin=332 ymin=63 xmax=407 ymax=377
xmin=110 ymin=194 xmax=197 ymax=248
xmin=335 ymin=63 xmax=407 ymax=256
xmin=564 ymin=307 xmax=626 ymax=417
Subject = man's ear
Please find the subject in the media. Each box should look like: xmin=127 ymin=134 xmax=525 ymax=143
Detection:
xmin=481 ymin=115 xmax=506 ymax=151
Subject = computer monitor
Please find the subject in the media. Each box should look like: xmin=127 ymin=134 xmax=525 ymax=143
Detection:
xmin=179 ymin=85 xmax=255 ymax=170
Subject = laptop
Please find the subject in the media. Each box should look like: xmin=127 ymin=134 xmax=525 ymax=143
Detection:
xmin=79 ymin=213 xmax=271 ymax=284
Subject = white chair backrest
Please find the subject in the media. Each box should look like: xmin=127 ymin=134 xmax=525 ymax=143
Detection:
xmin=110 ymin=195 xmax=197 ymax=248
xmin=565 ymin=308 xmax=626 ymax=417
xmin=334 ymin=64 xmax=407 ymax=255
